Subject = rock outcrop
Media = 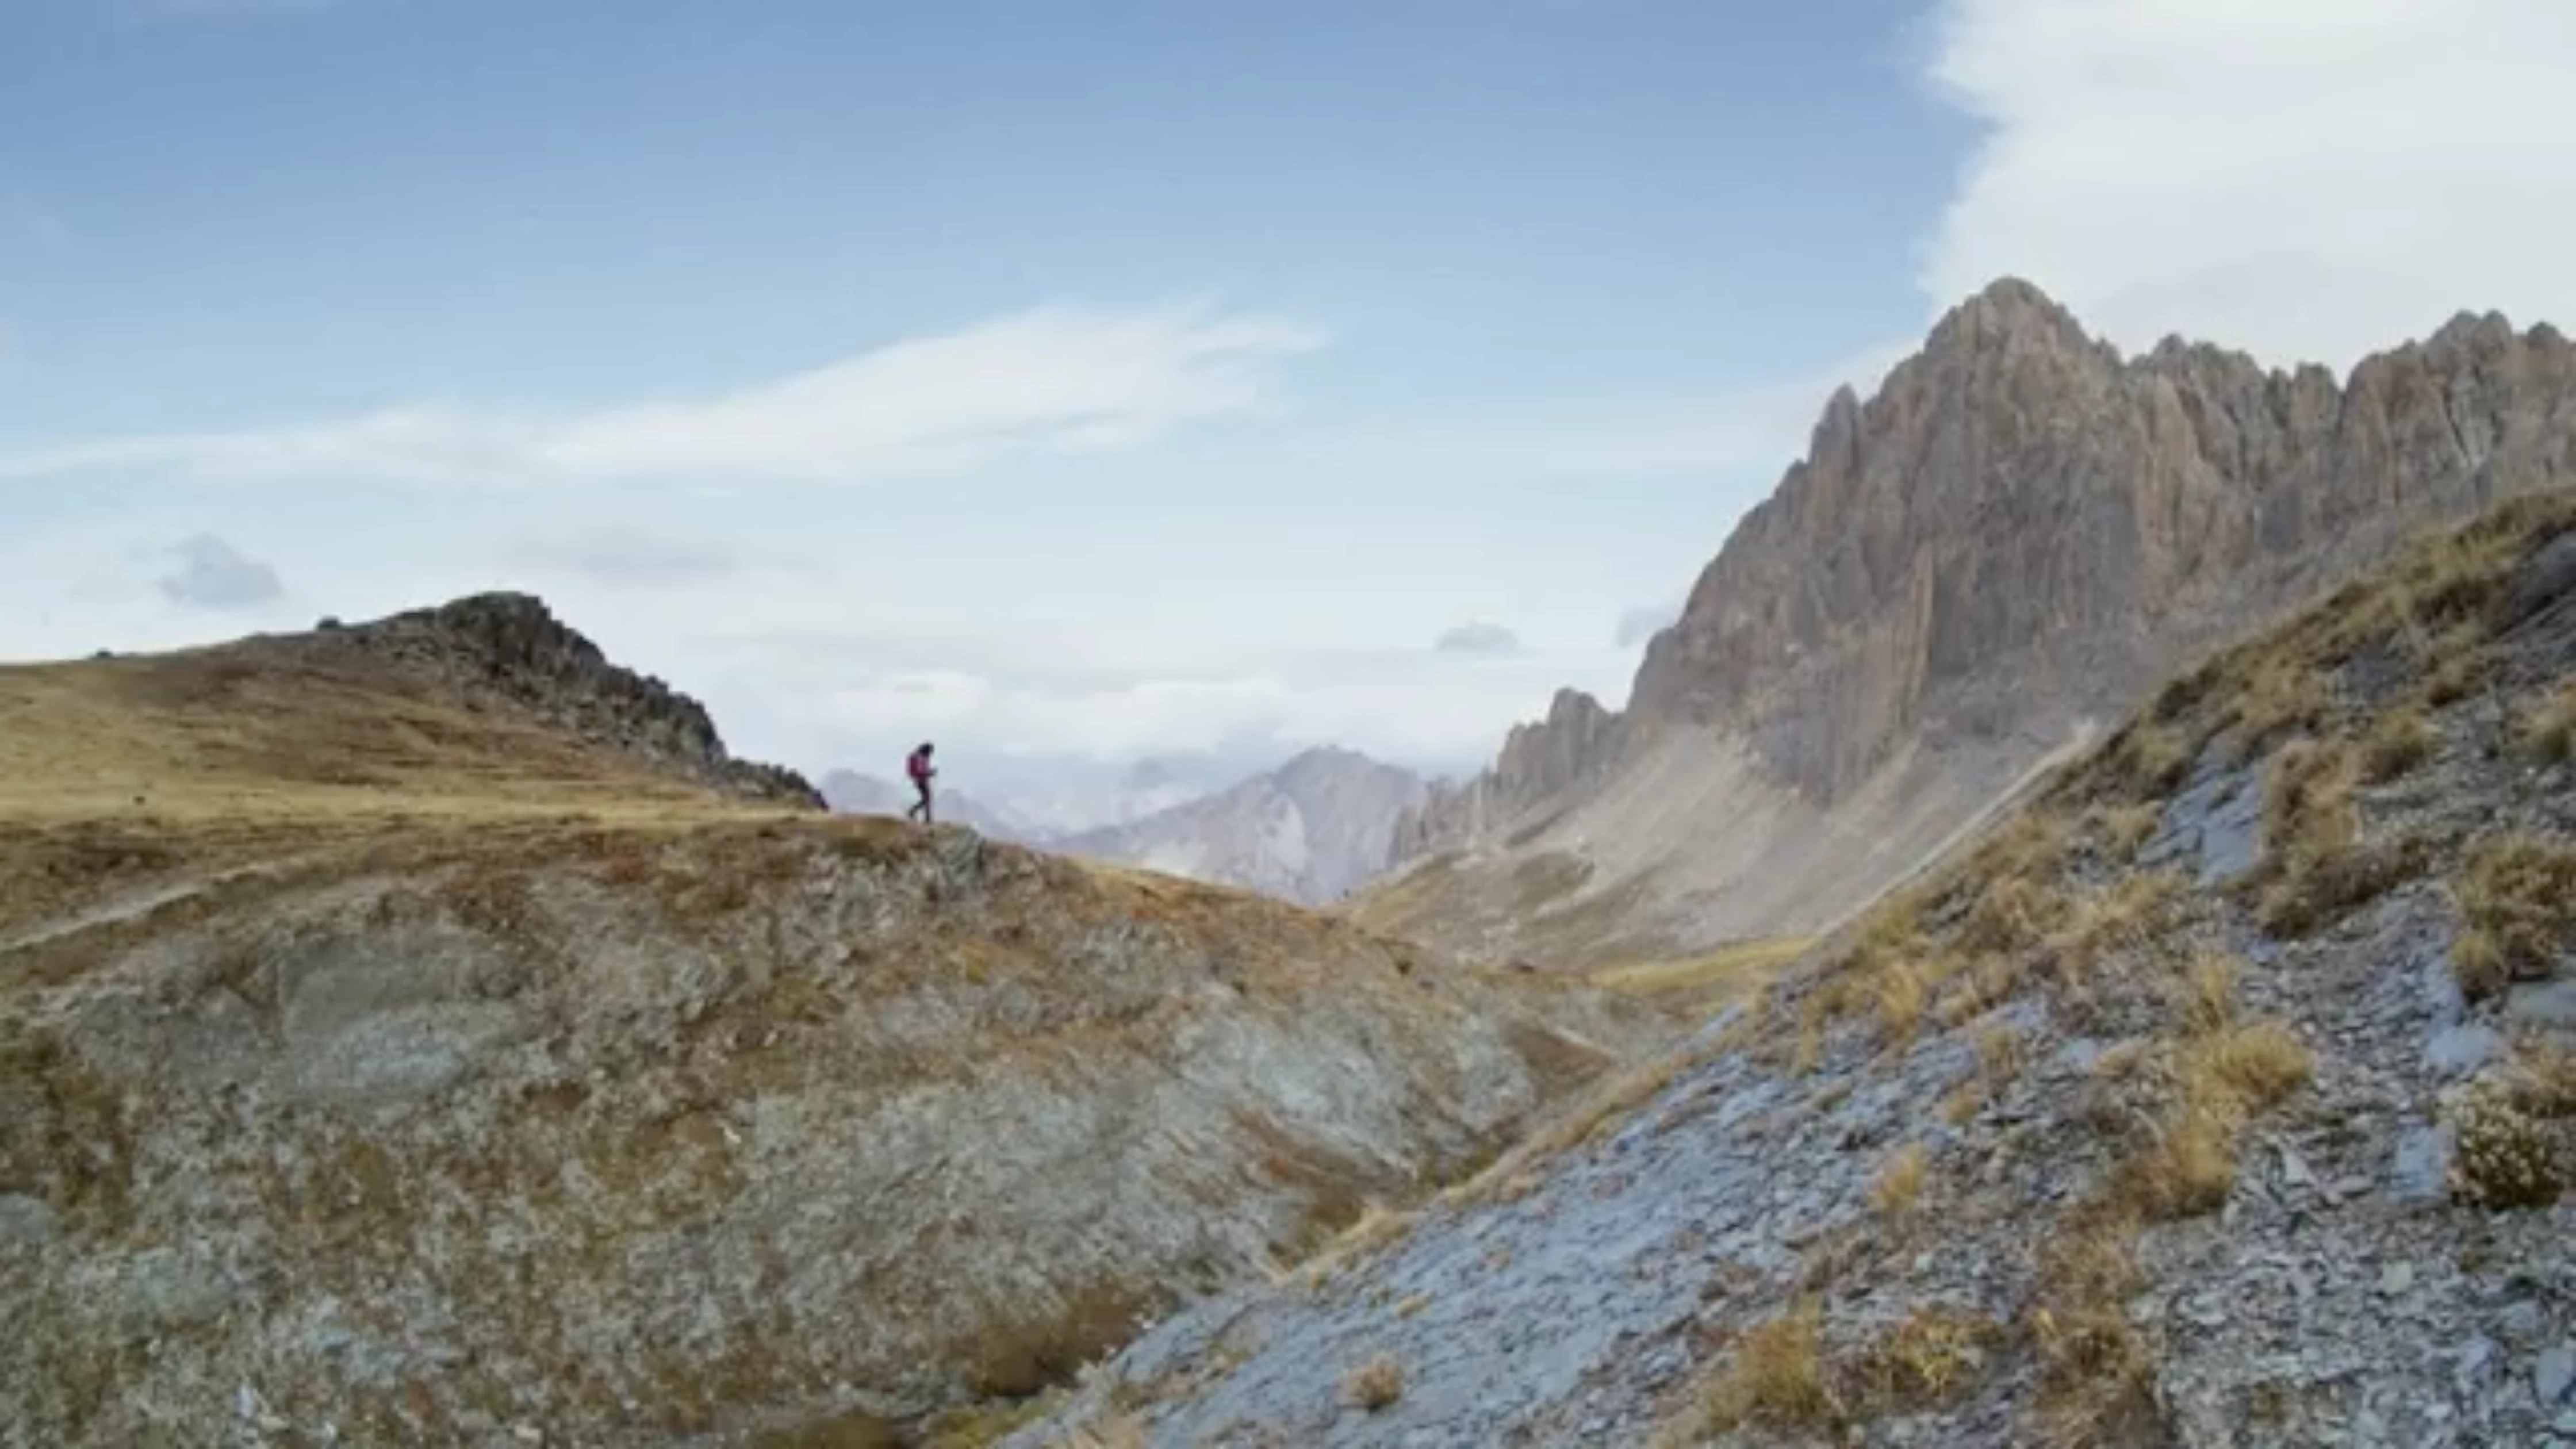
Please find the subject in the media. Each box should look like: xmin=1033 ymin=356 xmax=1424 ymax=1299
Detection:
xmin=1057 ymin=747 xmax=1431 ymax=907
xmin=1375 ymin=278 xmax=2576 ymax=965
xmin=1009 ymin=486 xmax=2576 ymax=1449
xmin=291 ymin=592 xmax=825 ymax=809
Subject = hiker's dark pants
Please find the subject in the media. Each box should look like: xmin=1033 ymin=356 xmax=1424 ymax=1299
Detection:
xmin=908 ymin=784 xmax=933 ymax=823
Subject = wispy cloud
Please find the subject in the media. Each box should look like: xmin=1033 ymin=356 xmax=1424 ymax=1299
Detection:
xmin=0 ymin=299 xmax=1327 ymax=488
xmin=1432 ymin=620 xmax=1523 ymax=655
xmin=157 ymin=533 xmax=285 ymax=610
xmin=1919 ymin=0 xmax=2576 ymax=366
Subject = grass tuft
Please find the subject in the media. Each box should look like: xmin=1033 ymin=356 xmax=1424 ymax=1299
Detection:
xmin=2358 ymin=704 xmax=2439 ymax=781
xmin=2451 ymin=834 xmax=2576 ymax=999
xmin=1681 ymin=1298 xmax=1844 ymax=1435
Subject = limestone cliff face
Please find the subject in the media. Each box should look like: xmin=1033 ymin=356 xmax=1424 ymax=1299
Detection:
xmin=1390 ymin=278 xmax=2576 ymax=870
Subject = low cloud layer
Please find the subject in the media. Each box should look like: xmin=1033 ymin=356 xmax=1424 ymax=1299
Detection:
xmin=0 ymin=300 xmax=1325 ymax=488
xmin=156 ymin=533 xmax=284 ymax=610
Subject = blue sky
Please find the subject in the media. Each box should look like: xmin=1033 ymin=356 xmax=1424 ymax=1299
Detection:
xmin=4 ymin=0 xmax=2573 ymax=805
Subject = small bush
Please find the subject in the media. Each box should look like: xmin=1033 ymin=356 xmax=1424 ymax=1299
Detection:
xmin=2359 ymin=706 xmax=2437 ymax=781
xmin=2517 ymin=682 xmax=2576 ymax=764
xmin=1687 ymin=1300 xmax=1844 ymax=1433
xmin=2448 ymin=1079 xmax=2565 ymax=1210
xmin=2452 ymin=834 xmax=2576 ymax=998
xmin=1342 ymin=1355 xmax=1405 ymax=1412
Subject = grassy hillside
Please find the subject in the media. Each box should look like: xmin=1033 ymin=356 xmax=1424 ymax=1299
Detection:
xmin=0 ymin=608 xmax=1678 ymax=1447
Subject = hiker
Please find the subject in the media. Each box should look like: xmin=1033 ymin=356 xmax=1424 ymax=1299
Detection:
xmin=904 ymin=741 xmax=937 ymax=824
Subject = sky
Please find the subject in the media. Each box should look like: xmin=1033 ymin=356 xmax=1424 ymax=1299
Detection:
xmin=5 ymin=0 xmax=2574 ymax=803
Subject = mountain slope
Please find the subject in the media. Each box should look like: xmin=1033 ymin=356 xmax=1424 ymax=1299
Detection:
xmin=0 ymin=604 xmax=1677 ymax=1447
xmin=1369 ymin=278 xmax=2576 ymax=971
xmin=1009 ymin=485 xmax=2576 ymax=1449
xmin=1053 ymin=747 xmax=1430 ymax=907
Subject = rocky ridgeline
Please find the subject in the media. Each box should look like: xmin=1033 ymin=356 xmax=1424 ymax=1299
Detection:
xmin=305 ymin=592 xmax=824 ymax=808
xmin=1391 ymin=278 xmax=2576 ymax=883
xmin=1013 ymin=496 xmax=2576 ymax=1448
xmin=1056 ymin=747 xmax=1432 ymax=907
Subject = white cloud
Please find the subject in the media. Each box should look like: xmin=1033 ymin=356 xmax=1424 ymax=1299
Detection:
xmin=158 ymin=532 xmax=286 ymax=610
xmin=1920 ymin=0 xmax=2576 ymax=366
xmin=0 ymin=300 xmax=1325 ymax=487
xmin=1432 ymin=621 xmax=1523 ymax=655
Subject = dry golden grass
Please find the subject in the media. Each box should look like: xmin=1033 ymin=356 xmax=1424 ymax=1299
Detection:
xmin=2518 ymin=681 xmax=2576 ymax=764
xmin=1341 ymin=1354 xmax=1405 ymax=1412
xmin=1589 ymin=935 xmax=1815 ymax=1005
xmin=2217 ymin=654 xmax=2334 ymax=759
xmin=2358 ymin=703 xmax=2439 ymax=781
xmin=2086 ymin=802 xmax=2163 ymax=860
xmin=2451 ymin=833 xmax=2576 ymax=999
xmin=1676 ymin=1298 xmax=1843 ymax=1436
xmin=1852 ymin=1307 xmax=2005 ymax=1414
xmin=1054 ymin=1417 xmax=1148 ymax=1449
xmin=2124 ymin=1017 xmax=2314 ymax=1221
xmin=0 ymin=645 xmax=811 ymax=940
xmin=1871 ymin=1141 xmax=1929 ymax=1219
xmin=2027 ymin=1207 xmax=2155 ymax=1437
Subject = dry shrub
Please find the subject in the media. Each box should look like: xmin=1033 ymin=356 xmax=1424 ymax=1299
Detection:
xmin=2452 ymin=834 xmax=2576 ymax=999
xmin=2088 ymin=803 xmax=2164 ymax=860
xmin=2446 ymin=1076 xmax=2566 ymax=1210
xmin=2175 ymin=951 xmax=2239 ymax=1036
xmin=2358 ymin=704 xmax=2437 ymax=781
xmin=2221 ymin=657 xmax=2333 ymax=759
xmin=2127 ymin=1018 xmax=2314 ymax=1220
xmin=1341 ymin=1354 xmax=1405 ymax=1412
xmin=1854 ymin=1307 xmax=2004 ymax=1414
xmin=1976 ymin=1023 xmax=2026 ymax=1084
xmin=1684 ymin=1299 xmax=1844 ymax=1434
xmin=2420 ymin=635 xmax=2490 ymax=707
xmin=2042 ymin=871 xmax=2184 ymax=988
xmin=1872 ymin=959 xmax=1931 ymax=1045
xmin=2516 ymin=681 xmax=2576 ymax=764
xmin=1872 ymin=1141 xmax=1929 ymax=1219
xmin=1958 ymin=875 xmax=2069 ymax=958
xmin=2105 ymin=722 xmax=2195 ymax=800
xmin=2261 ymin=738 xmax=2358 ymax=861
xmin=2029 ymin=1209 xmax=2154 ymax=1434
xmin=2253 ymin=739 xmax=2424 ymax=934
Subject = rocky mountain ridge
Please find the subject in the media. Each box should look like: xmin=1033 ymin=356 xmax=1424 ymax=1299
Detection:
xmin=298 ymin=592 xmax=825 ymax=809
xmin=1052 ymin=746 xmax=1430 ymax=907
xmin=1378 ymin=277 xmax=2576 ymax=967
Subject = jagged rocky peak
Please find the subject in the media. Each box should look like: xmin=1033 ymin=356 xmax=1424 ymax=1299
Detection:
xmin=1389 ymin=276 xmax=2576 ymax=871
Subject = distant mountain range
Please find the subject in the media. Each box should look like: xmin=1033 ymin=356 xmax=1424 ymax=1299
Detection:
xmin=819 ymin=746 xmax=1431 ymax=907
